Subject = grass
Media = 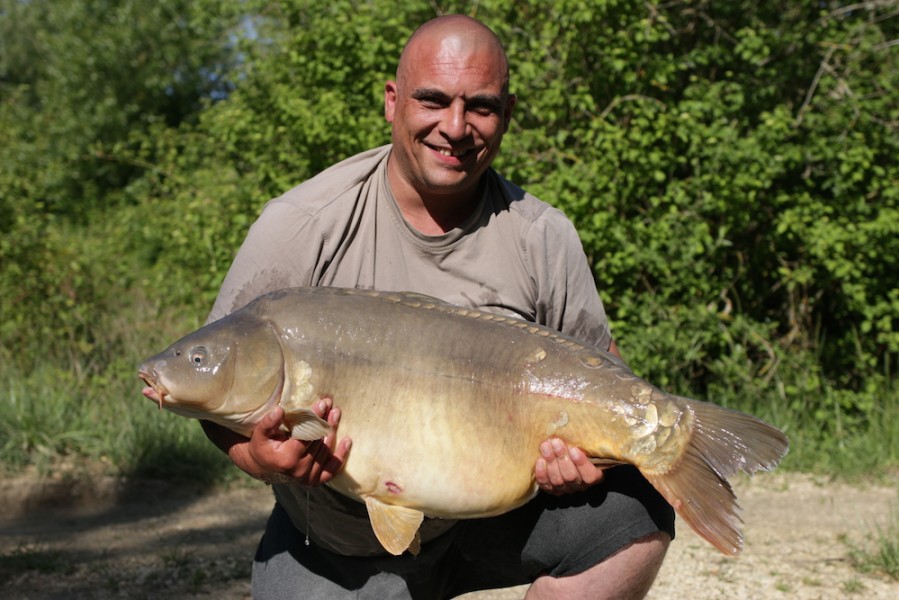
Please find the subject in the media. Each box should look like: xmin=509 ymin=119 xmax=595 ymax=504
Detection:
xmin=1 ymin=316 xmax=897 ymax=482
xmin=841 ymin=578 xmax=866 ymax=594
xmin=714 ymin=366 xmax=898 ymax=478
xmin=0 ymin=283 xmax=896 ymax=492
xmin=0 ymin=297 xmax=236 ymax=485
xmin=845 ymin=507 xmax=899 ymax=581
xmin=0 ymin=359 xmax=233 ymax=482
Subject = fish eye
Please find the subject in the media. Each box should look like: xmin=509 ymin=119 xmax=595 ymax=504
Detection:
xmin=189 ymin=347 xmax=207 ymax=366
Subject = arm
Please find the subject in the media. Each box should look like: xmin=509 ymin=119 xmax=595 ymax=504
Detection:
xmin=524 ymin=202 xmax=621 ymax=494
xmin=202 ymin=198 xmax=352 ymax=485
xmin=201 ymin=399 xmax=351 ymax=486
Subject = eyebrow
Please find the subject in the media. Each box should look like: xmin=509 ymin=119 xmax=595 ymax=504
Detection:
xmin=411 ymin=88 xmax=505 ymax=111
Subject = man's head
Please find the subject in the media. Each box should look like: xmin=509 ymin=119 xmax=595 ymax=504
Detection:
xmin=385 ymin=15 xmax=516 ymax=208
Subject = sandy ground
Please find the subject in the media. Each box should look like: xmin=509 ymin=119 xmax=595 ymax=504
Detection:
xmin=1 ymin=471 xmax=896 ymax=599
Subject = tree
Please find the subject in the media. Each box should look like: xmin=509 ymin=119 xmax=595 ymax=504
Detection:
xmin=0 ymin=0 xmax=242 ymax=363
xmin=2 ymin=0 xmax=895 ymax=456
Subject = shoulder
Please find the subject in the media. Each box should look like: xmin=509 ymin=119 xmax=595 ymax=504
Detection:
xmin=487 ymin=170 xmax=581 ymax=247
xmin=269 ymin=145 xmax=391 ymax=216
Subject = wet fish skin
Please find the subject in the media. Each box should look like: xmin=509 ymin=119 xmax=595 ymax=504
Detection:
xmin=138 ymin=287 xmax=789 ymax=557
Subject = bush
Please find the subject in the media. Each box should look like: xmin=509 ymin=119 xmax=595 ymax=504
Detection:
xmin=1 ymin=0 xmax=896 ymax=477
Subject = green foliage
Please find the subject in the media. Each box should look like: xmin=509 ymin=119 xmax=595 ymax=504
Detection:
xmin=0 ymin=0 xmax=243 ymax=367
xmin=1 ymin=0 xmax=896 ymax=477
xmin=488 ymin=0 xmax=898 ymax=391
xmin=0 ymin=0 xmax=240 ymax=215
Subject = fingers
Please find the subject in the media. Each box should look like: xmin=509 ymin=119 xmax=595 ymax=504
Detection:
xmin=248 ymin=409 xmax=303 ymax=474
xmin=257 ymin=406 xmax=288 ymax=439
xmin=312 ymin=403 xmax=352 ymax=485
xmin=318 ymin=438 xmax=352 ymax=485
xmin=535 ymin=438 xmax=605 ymax=495
xmin=536 ymin=438 xmax=577 ymax=494
xmin=568 ymin=446 xmax=605 ymax=486
xmin=312 ymin=398 xmax=332 ymax=419
xmin=548 ymin=438 xmax=580 ymax=484
xmin=251 ymin=398 xmax=351 ymax=486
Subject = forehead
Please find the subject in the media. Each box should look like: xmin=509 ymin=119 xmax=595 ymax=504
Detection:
xmin=401 ymin=35 xmax=507 ymax=96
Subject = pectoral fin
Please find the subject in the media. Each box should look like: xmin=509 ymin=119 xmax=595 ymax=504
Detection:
xmin=364 ymin=496 xmax=424 ymax=556
xmin=278 ymin=359 xmax=328 ymax=440
xmin=283 ymin=408 xmax=330 ymax=441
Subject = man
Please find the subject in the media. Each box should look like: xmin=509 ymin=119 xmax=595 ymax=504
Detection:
xmin=202 ymin=14 xmax=674 ymax=600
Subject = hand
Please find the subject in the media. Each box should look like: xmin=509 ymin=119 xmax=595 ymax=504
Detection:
xmin=535 ymin=438 xmax=605 ymax=495
xmin=240 ymin=399 xmax=351 ymax=486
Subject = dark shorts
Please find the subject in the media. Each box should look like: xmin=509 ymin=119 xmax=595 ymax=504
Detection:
xmin=252 ymin=466 xmax=675 ymax=600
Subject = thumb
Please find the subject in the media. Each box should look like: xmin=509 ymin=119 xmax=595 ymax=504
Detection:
xmin=257 ymin=406 xmax=285 ymax=437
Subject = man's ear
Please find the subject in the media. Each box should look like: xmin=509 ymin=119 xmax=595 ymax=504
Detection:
xmin=384 ymin=80 xmax=398 ymax=123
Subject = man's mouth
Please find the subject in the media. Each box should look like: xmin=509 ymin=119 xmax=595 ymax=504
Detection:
xmin=429 ymin=144 xmax=476 ymax=160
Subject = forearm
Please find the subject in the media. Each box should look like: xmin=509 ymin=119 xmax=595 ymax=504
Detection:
xmin=201 ymin=419 xmax=244 ymax=453
xmin=200 ymin=419 xmax=264 ymax=478
xmin=200 ymin=403 xmax=351 ymax=486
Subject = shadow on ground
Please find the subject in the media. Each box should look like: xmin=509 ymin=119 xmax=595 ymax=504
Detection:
xmin=0 ymin=469 xmax=273 ymax=600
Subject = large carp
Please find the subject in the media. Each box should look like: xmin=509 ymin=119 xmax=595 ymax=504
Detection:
xmin=138 ymin=287 xmax=788 ymax=557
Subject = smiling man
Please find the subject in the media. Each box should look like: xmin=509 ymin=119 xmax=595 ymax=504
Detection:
xmin=202 ymin=14 xmax=674 ymax=600
xmin=384 ymin=19 xmax=515 ymax=232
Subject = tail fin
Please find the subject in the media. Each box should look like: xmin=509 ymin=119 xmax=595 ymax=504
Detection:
xmin=643 ymin=400 xmax=789 ymax=556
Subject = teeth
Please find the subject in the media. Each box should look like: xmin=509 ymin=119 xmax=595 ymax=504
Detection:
xmin=438 ymin=148 xmax=465 ymax=157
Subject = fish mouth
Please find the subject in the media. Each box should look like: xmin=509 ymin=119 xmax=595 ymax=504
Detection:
xmin=138 ymin=369 xmax=168 ymax=410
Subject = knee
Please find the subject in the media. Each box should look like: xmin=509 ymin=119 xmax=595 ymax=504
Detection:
xmin=528 ymin=532 xmax=670 ymax=600
xmin=627 ymin=530 xmax=670 ymax=569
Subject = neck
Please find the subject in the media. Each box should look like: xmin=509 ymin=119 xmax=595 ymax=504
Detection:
xmin=387 ymin=167 xmax=483 ymax=236
xmin=398 ymin=195 xmax=479 ymax=235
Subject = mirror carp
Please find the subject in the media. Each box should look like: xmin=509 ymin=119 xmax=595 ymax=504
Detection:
xmin=138 ymin=287 xmax=789 ymax=556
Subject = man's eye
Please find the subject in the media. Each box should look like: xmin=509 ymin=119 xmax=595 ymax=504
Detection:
xmin=467 ymin=101 xmax=501 ymax=116
xmin=471 ymin=106 xmax=497 ymax=116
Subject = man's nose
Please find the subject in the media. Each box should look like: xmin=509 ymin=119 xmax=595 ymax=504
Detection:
xmin=439 ymin=101 xmax=470 ymax=140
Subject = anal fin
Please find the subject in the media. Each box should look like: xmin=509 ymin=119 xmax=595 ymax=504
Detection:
xmin=364 ymin=496 xmax=424 ymax=556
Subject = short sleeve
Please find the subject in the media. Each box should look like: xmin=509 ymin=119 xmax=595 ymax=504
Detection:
xmin=525 ymin=207 xmax=612 ymax=350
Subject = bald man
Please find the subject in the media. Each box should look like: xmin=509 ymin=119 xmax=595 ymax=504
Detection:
xmin=203 ymin=15 xmax=674 ymax=600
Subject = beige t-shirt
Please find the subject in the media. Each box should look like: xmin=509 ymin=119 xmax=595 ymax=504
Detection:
xmin=208 ymin=144 xmax=612 ymax=555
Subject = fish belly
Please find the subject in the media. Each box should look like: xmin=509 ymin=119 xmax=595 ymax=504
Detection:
xmin=323 ymin=372 xmax=544 ymax=519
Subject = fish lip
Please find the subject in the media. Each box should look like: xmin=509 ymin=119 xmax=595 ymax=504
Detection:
xmin=138 ymin=369 xmax=167 ymax=410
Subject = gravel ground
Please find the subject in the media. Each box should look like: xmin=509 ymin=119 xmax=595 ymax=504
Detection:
xmin=1 ymin=471 xmax=896 ymax=599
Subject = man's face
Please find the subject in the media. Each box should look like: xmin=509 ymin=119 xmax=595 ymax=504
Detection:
xmin=385 ymin=34 xmax=515 ymax=202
